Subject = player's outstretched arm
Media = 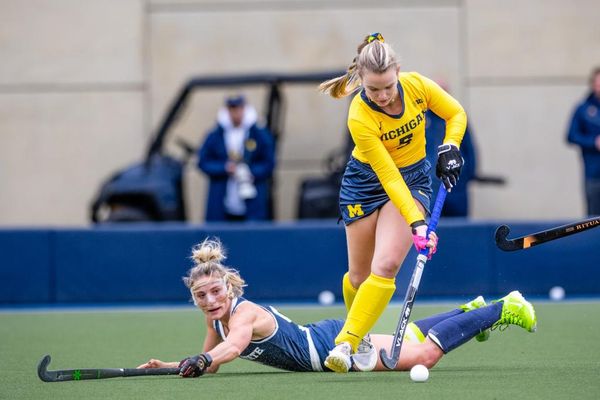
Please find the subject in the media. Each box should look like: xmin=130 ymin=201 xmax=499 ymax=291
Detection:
xmin=137 ymin=359 xmax=179 ymax=369
xmin=205 ymin=306 xmax=256 ymax=366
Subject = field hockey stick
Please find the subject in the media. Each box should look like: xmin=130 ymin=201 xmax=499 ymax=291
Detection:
xmin=37 ymin=355 xmax=180 ymax=382
xmin=495 ymin=216 xmax=600 ymax=251
xmin=380 ymin=185 xmax=447 ymax=370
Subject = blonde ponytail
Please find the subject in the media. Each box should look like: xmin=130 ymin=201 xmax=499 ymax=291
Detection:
xmin=319 ymin=32 xmax=399 ymax=98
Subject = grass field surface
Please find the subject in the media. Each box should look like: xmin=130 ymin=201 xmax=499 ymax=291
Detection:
xmin=1 ymin=301 xmax=599 ymax=399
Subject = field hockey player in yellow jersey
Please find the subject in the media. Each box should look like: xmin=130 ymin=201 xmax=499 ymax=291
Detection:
xmin=318 ymin=32 xmax=467 ymax=373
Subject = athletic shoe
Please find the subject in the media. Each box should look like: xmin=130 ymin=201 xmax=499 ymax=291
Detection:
xmin=459 ymin=295 xmax=487 ymax=312
xmin=459 ymin=295 xmax=490 ymax=342
xmin=352 ymin=335 xmax=377 ymax=372
xmin=325 ymin=342 xmax=352 ymax=373
xmin=492 ymin=291 xmax=537 ymax=332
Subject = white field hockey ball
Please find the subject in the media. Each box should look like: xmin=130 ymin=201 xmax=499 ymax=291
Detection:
xmin=410 ymin=364 xmax=429 ymax=382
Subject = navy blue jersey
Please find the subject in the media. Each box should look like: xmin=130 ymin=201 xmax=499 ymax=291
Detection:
xmin=213 ymin=298 xmax=343 ymax=372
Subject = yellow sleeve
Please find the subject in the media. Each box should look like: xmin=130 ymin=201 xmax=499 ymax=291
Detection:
xmin=348 ymin=117 xmax=425 ymax=225
xmin=419 ymin=74 xmax=467 ymax=147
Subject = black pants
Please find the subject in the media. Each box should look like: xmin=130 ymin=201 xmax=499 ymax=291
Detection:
xmin=225 ymin=213 xmax=247 ymax=222
xmin=585 ymin=178 xmax=600 ymax=215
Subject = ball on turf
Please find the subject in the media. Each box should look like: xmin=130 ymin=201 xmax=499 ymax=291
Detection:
xmin=549 ymin=286 xmax=565 ymax=301
xmin=318 ymin=290 xmax=335 ymax=306
xmin=410 ymin=364 xmax=429 ymax=382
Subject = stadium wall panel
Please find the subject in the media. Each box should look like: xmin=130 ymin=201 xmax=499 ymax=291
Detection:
xmin=0 ymin=230 xmax=53 ymax=303
xmin=1 ymin=220 xmax=599 ymax=304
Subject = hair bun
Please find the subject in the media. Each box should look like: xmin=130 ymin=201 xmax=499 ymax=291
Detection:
xmin=191 ymin=239 xmax=226 ymax=264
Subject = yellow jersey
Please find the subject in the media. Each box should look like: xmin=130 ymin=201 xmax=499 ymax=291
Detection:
xmin=348 ymin=72 xmax=466 ymax=225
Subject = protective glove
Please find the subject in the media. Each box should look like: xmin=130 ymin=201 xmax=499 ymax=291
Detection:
xmin=436 ymin=144 xmax=464 ymax=190
xmin=410 ymin=220 xmax=438 ymax=259
xmin=178 ymin=353 xmax=212 ymax=378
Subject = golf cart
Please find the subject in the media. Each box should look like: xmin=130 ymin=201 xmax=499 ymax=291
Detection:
xmin=90 ymin=71 xmax=347 ymax=223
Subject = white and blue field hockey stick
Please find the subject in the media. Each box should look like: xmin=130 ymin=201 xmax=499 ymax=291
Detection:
xmin=380 ymin=185 xmax=447 ymax=369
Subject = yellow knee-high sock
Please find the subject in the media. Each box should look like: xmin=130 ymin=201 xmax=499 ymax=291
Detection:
xmin=342 ymin=272 xmax=358 ymax=312
xmin=335 ymin=273 xmax=396 ymax=351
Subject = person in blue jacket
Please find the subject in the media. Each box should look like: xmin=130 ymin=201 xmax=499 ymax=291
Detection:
xmin=198 ymin=95 xmax=276 ymax=221
xmin=425 ymin=109 xmax=477 ymax=217
xmin=567 ymin=67 xmax=600 ymax=216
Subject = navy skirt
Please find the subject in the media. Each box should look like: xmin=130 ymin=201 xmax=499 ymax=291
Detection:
xmin=339 ymin=157 xmax=433 ymax=225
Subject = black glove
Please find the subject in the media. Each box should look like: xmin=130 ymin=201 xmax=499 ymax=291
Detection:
xmin=178 ymin=353 xmax=212 ymax=378
xmin=435 ymin=144 xmax=464 ymax=190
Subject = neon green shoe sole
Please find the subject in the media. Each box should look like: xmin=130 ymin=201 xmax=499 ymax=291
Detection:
xmin=459 ymin=295 xmax=487 ymax=312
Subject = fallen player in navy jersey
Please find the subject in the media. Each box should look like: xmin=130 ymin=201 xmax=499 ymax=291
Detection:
xmin=138 ymin=239 xmax=536 ymax=376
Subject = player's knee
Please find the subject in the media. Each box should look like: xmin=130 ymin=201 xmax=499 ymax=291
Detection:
xmin=371 ymin=257 xmax=401 ymax=277
xmin=348 ymin=270 xmax=369 ymax=287
xmin=419 ymin=354 xmax=441 ymax=369
xmin=417 ymin=343 xmax=443 ymax=368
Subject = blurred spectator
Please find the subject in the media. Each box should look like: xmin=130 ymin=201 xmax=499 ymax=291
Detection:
xmin=567 ymin=67 xmax=600 ymax=216
xmin=425 ymin=83 xmax=477 ymax=217
xmin=197 ymin=95 xmax=276 ymax=221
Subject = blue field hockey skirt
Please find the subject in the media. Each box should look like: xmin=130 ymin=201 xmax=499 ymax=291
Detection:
xmin=339 ymin=157 xmax=433 ymax=225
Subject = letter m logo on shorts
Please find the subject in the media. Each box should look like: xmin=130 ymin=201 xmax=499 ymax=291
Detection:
xmin=347 ymin=204 xmax=364 ymax=218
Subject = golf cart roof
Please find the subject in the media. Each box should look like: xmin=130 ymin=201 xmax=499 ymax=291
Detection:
xmin=147 ymin=70 xmax=346 ymax=160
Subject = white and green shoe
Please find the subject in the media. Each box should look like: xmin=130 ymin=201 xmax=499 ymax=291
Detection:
xmin=492 ymin=291 xmax=537 ymax=333
xmin=352 ymin=335 xmax=378 ymax=372
xmin=325 ymin=342 xmax=352 ymax=373
xmin=459 ymin=295 xmax=490 ymax=342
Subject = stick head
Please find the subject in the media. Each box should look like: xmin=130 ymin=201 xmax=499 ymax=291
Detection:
xmin=379 ymin=348 xmax=397 ymax=370
xmin=495 ymin=225 xmax=523 ymax=251
xmin=37 ymin=355 xmax=53 ymax=382
xmin=495 ymin=225 xmax=510 ymax=242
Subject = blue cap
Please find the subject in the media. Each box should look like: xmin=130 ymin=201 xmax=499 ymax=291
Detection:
xmin=225 ymin=95 xmax=245 ymax=108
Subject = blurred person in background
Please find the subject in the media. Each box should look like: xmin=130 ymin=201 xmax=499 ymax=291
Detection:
xmin=197 ymin=95 xmax=276 ymax=222
xmin=425 ymin=81 xmax=477 ymax=217
xmin=567 ymin=67 xmax=600 ymax=216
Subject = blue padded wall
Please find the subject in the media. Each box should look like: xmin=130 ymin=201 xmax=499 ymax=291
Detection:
xmin=53 ymin=226 xmax=203 ymax=302
xmin=0 ymin=230 xmax=52 ymax=303
xmin=1 ymin=220 xmax=599 ymax=304
xmin=52 ymin=222 xmax=348 ymax=303
xmin=408 ymin=222 xmax=498 ymax=297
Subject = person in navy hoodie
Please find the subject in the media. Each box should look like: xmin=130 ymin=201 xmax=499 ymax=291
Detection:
xmin=198 ymin=95 xmax=276 ymax=221
xmin=567 ymin=67 xmax=600 ymax=215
